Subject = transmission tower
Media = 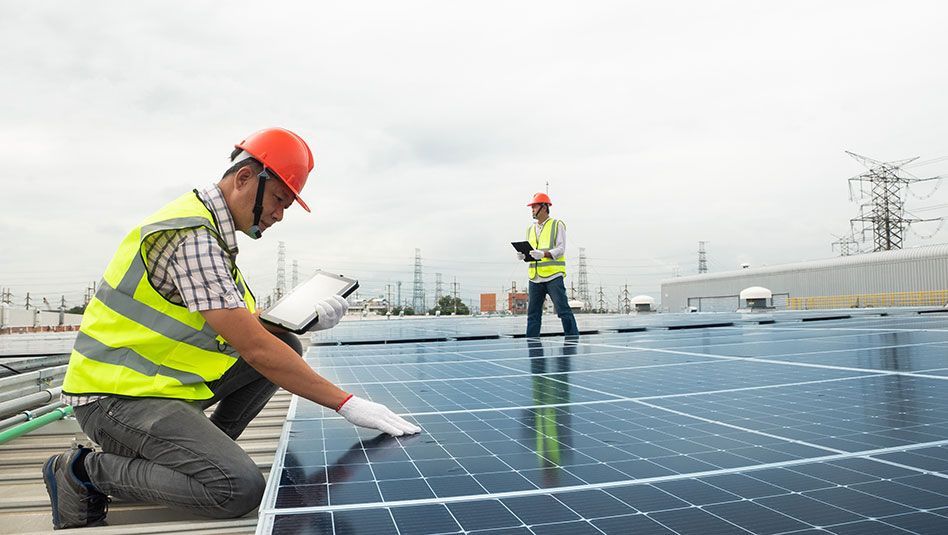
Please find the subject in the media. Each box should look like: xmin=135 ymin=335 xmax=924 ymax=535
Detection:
xmin=847 ymin=151 xmax=943 ymax=251
xmin=598 ymin=285 xmax=604 ymax=313
xmin=577 ymin=247 xmax=590 ymax=311
xmin=412 ymin=249 xmax=424 ymax=312
xmin=397 ymin=281 xmax=402 ymax=308
xmin=435 ymin=273 xmax=443 ymax=305
xmin=275 ymin=241 xmax=286 ymax=299
xmin=831 ymin=234 xmax=859 ymax=256
xmin=291 ymin=260 xmax=299 ymax=289
xmin=698 ymin=241 xmax=708 ymax=274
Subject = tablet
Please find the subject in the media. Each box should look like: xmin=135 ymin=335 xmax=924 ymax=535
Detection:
xmin=511 ymin=241 xmax=534 ymax=262
xmin=259 ymin=270 xmax=359 ymax=334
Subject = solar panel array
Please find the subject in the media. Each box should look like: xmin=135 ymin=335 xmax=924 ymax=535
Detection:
xmin=257 ymin=310 xmax=948 ymax=534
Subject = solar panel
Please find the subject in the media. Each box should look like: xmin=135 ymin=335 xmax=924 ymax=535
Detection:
xmin=256 ymin=310 xmax=948 ymax=534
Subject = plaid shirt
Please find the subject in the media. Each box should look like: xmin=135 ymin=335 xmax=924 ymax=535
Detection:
xmin=64 ymin=185 xmax=245 ymax=407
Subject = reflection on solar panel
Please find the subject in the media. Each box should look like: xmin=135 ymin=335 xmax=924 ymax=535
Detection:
xmin=257 ymin=310 xmax=948 ymax=534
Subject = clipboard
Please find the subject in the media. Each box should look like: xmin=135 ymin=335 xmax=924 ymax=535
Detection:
xmin=511 ymin=241 xmax=534 ymax=262
xmin=259 ymin=270 xmax=359 ymax=334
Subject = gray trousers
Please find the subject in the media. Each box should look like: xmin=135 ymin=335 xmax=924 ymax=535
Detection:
xmin=73 ymin=331 xmax=302 ymax=518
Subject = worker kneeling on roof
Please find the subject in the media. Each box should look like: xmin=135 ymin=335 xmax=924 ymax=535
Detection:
xmin=43 ymin=127 xmax=420 ymax=530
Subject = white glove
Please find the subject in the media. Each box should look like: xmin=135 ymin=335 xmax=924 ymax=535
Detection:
xmin=337 ymin=395 xmax=421 ymax=436
xmin=529 ymin=250 xmax=544 ymax=260
xmin=516 ymin=252 xmax=525 ymax=261
xmin=310 ymin=295 xmax=349 ymax=331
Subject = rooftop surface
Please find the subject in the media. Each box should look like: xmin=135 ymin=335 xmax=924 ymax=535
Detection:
xmin=6 ymin=309 xmax=948 ymax=534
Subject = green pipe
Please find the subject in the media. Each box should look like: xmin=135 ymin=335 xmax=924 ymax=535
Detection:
xmin=0 ymin=405 xmax=73 ymax=446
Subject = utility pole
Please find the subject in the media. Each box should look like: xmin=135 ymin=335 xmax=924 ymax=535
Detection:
xmin=847 ymin=151 xmax=943 ymax=251
xmin=25 ymin=292 xmax=31 ymax=310
xmin=386 ymin=284 xmax=392 ymax=314
xmin=698 ymin=241 xmax=708 ymax=274
xmin=397 ymin=281 xmax=402 ymax=308
xmin=412 ymin=249 xmax=424 ymax=312
xmin=453 ymin=277 xmax=458 ymax=314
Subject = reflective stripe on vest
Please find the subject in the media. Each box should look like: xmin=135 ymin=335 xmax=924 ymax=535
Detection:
xmin=63 ymin=191 xmax=256 ymax=401
xmin=527 ymin=218 xmax=567 ymax=279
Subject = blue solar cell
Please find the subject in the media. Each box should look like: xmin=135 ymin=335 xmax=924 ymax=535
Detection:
xmin=257 ymin=311 xmax=948 ymax=534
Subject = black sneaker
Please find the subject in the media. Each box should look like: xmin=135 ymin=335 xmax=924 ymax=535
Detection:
xmin=42 ymin=446 xmax=110 ymax=529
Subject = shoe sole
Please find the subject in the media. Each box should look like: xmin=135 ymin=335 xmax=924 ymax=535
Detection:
xmin=42 ymin=456 xmax=62 ymax=529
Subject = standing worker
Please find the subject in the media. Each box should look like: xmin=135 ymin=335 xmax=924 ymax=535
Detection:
xmin=517 ymin=193 xmax=579 ymax=338
xmin=43 ymin=127 xmax=420 ymax=529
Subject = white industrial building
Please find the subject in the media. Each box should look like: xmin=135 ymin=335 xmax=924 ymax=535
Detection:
xmin=660 ymin=243 xmax=948 ymax=313
xmin=0 ymin=304 xmax=83 ymax=332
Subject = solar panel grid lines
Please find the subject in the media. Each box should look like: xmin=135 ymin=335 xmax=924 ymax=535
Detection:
xmin=257 ymin=312 xmax=948 ymax=534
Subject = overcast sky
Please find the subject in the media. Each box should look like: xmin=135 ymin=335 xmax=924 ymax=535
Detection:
xmin=2 ymin=1 xmax=948 ymax=311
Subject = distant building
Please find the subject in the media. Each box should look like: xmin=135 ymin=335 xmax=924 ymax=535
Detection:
xmin=480 ymin=293 xmax=497 ymax=313
xmin=508 ymin=292 xmax=528 ymax=314
xmin=350 ymin=297 xmax=389 ymax=315
xmin=0 ymin=304 xmax=82 ymax=333
xmin=661 ymin=244 xmax=948 ymax=312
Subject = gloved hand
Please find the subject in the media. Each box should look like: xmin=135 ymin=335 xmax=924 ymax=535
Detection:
xmin=310 ymin=295 xmax=349 ymax=331
xmin=516 ymin=252 xmax=525 ymax=261
xmin=529 ymin=250 xmax=545 ymax=260
xmin=337 ymin=395 xmax=421 ymax=436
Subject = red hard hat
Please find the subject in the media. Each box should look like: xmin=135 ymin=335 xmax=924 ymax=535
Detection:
xmin=235 ymin=127 xmax=315 ymax=212
xmin=527 ymin=192 xmax=552 ymax=207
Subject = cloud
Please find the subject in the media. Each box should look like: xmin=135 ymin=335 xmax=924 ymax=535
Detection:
xmin=3 ymin=1 xmax=948 ymax=309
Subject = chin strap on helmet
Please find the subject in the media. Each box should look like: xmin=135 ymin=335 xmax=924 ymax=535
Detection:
xmin=248 ymin=169 xmax=269 ymax=240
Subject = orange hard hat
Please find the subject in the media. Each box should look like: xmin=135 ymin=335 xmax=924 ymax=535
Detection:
xmin=235 ymin=127 xmax=315 ymax=212
xmin=527 ymin=192 xmax=552 ymax=207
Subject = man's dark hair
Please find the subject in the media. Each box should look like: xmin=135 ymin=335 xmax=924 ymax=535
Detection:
xmin=222 ymin=147 xmax=264 ymax=179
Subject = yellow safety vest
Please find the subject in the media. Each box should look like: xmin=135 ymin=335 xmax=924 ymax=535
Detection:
xmin=63 ymin=191 xmax=256 ymax=401
xmin=527 ymin=218 xmax=567 ymax=279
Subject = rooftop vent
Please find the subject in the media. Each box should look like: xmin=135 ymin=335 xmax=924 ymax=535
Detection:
xmin=631 ymin=295 xmax=655 ymax=312
xmin=739 ymin=286 xmax=773 ymax=310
